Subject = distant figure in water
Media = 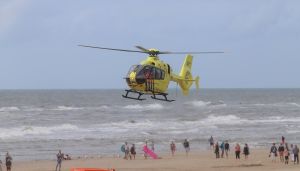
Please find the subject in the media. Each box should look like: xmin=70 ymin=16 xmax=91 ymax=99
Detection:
xmin=183 ymin=139 xmax=190 ymax=156
xmin=5 ymin=152 xmax=12 ymax=171
xmin=243 ymin=143 xmax=249 ymax=159
xmin=282 ymin=136 xmax=285 ymax=144
xmin=209 ymin=136 xmax=214 ymax=150
xmin=235 ymin=143 xmax=241 ymax=159
xmin=170 ymin=141 xmax=176 ymax=156
xmin=55 ymin=150 xmax=63 ymax=171
xmin=215 ymin=142 xmax=220 ymax=159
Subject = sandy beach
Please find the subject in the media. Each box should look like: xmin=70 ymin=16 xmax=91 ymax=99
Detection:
xmin=9 ymin=149 xmax=299 ymax=171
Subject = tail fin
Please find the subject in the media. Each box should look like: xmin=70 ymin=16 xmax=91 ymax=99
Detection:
xmin=178 ymin=55 xmax=200 ymax=95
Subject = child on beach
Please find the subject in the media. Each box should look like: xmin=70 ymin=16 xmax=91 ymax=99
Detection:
xmin=284 ymin=148 xmax=289 ymax=164
xmin=170 ymin=141 xmax=176 ymax=156
xmin=235 ymin=143 xmax=241 ymax=159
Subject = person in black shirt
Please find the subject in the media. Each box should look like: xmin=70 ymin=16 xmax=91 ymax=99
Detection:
xmin=243 ymin=144 xmax=250 ymax=159
xmin=224 ymin=141 xmax=230 ymax=158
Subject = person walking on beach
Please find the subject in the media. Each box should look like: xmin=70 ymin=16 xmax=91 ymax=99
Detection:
xmin=225 ymin=141 xmax=230 ymax=158
xmin=130 ymin=144 xmax=136 ymax=160
xmin=170 ymin=141 xmax=176 ymax=156
xmin=215 ymin=142 xmax=220 ymax=159
xmin=5 ymin=152 xmax=12 ymax=171
xmin=235 ymin=143 xmax=241 ymax=159
xmin=270 ymin=143 xmax=278 ymax=163
xmin=284 ymin=148 xmax=289 ymax=164
xmin=293 ymin=145 xmax=299 ymax=164
xmin=144 ymin=141 xmax=148 ymax=159
xmin=243 ymin=144 xmax=249 ymax=159
xmin=183 ymin=139 xmax=190 ymax=156
xmin=209 ymin=136 xmax=214 ymax=150
xmin=55 ymin=150 xmax=63 ymax=171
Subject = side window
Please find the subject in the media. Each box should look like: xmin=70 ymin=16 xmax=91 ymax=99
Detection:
xmin=155 ymin=68 xmax=161 ymax=80
xmin=161 ymin=70 xmax=165 ymax=79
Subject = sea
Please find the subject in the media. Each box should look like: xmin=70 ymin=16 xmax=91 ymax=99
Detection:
xmin=0 ymin=89 xmax=300 ymax=161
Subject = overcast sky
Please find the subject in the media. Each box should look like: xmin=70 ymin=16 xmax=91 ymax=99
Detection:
xmin=1 ymin=0 xmax=300 ymax=89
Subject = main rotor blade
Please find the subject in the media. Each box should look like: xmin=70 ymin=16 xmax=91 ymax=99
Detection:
xmin=135 ymin=46 xmax=149 ymax=52
xmin=159 ymin=51 xmax=224 ymax=54
xmin=78 ymin=45 xmax=147 ymax=53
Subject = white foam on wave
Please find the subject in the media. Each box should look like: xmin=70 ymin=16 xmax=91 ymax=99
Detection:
xmin=0 ymin=124 xmax=78 ymax=139
xmin=200 ymin=115 xmax=247 ymax=125
xmin=187 ymin=100 xmax=227 ymax=108
xmin=123 ymin=103 xmax=164 ymax=110
xmin=287 ymin=103 xmax=300 ymax=107
xmin=0 ymin=106 xmax=20 ymax=112
xmin=52 ymin=106 xmax=83 ymax=111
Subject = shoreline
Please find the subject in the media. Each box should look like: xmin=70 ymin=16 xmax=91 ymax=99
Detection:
xmin=9 ymin=149 xmax=300 ymax=171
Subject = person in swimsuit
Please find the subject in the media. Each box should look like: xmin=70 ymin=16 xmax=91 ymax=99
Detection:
xmin=170 ymin=141 xmax=176 ymax=156
xmin=130 ymin=144 xmax=136 ymax=160
xmin=5 ymin=152 xmax=12 ymax=171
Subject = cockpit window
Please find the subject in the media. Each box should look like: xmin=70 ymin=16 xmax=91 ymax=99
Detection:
xmin=127 ymin=65 xmax=143 ymax=76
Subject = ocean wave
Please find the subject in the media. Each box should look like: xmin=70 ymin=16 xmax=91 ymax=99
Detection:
xmin=0 ymin=124 xmax=78 ymax=139
xmin=287 ymin=103 xmax=300 ymax=107
xmin=123 ymin=103 xmax=164 ymax=110
xmin=0 ymin=106 xmax=20 ymax=112
xmin=52 ymin=106 xmax=83 ymax=111
xmin=187 ymin=100 xmax=227 ymax=108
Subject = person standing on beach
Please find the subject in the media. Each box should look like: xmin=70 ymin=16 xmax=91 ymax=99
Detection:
xmin=5 ymin=152 xmax=12 ymax=171
xmin=0 ymin=159 xmax=2 ymax=171
xmin=290 ymin=144 xmax=294 ymax=162
xmin=243 ymin=144 xmax=249 ymax=159
xmin=220 ymin=141 xmax=225 ymax=158
xmin=278 ymin=143 xmax=285 ymax=162
xmin=55 ymin=150 xmax=63 ymax=171
xmin=270 ymin=143 xmax=278 ymax=163
xmin=124 ymin=142 xmax=130 ymax=160
xmin=130 ymin=144 xmax=136 ymax=160
xmin=170 ymin=141 xmax=176 ymax=156
xmin=235 ymin=143 xmax=241 ymax=159
xmin=215 ymin=142 xmax=220 ymax=159
xmin=293 ymin=145 xmax=299 ymax=164
xmin=183 ymin=139 xmax=190 ymax=156
xmin=150 ymin=141 xmax=155 ymax=152
xmin=209 ymin=136 xmax=214 ymax=150
xmin=144 ymin=141 xmax=148 ymax=159
xmin=225 ymin=141 xmax=230 ymax=158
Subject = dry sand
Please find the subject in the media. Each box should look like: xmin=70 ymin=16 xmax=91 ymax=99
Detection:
xmin=9 ymin=149 xmax=300 ymax=171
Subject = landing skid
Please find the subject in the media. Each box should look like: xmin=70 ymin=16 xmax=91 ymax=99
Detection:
xmin=122 ymin=89 xmax=146 ymax=101
xmin=122 ymin=89 xmax=175 ymax=102
xmin=151 ymin=93 xmax=175 ymax=102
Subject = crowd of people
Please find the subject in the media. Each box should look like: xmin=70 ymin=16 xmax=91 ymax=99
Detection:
xmin=269 ymin=136 xmax=299 ymax=165
xmin=209 ymin=136 xmax=249 ymax=160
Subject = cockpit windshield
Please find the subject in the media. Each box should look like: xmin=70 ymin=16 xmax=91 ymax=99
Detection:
xmin=127 ymin=65 xmax=143 ymax=76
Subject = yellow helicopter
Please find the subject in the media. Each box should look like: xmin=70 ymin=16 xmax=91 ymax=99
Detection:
xmin=79 ymin=45 xmax=223 ymax=102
